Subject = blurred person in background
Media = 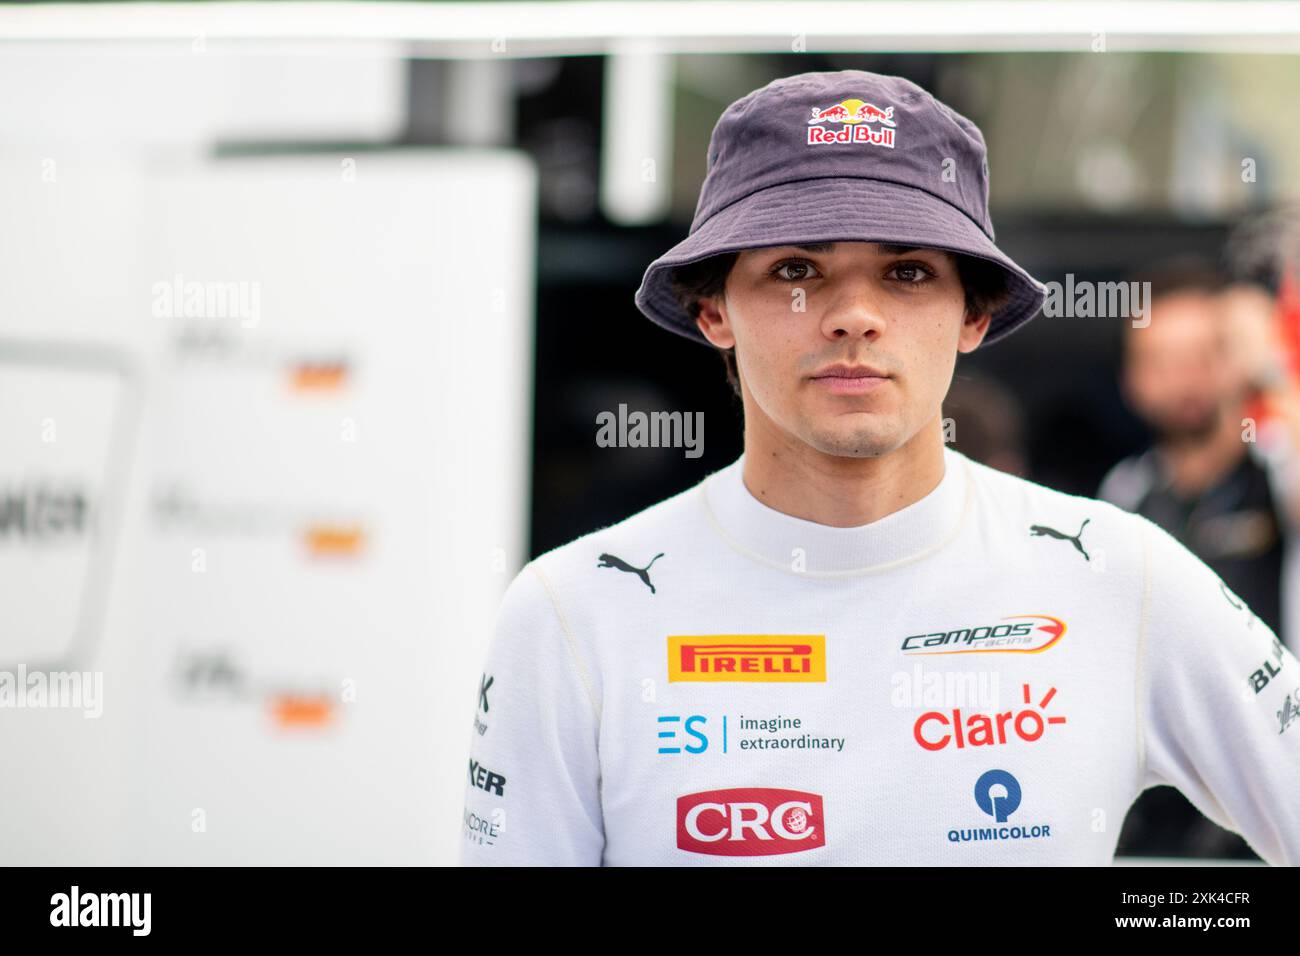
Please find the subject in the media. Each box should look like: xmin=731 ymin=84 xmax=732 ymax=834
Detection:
xmin=942 ymin=371 xmax=1028 ymax=477
xmin=1100 ymin=259 xmax=1289 ymax=639
xmin=1100 ymin=256 xmax=1300 ymax=860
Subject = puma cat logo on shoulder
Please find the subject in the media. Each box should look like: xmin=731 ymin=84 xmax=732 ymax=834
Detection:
xmin=597 ymin=552 xmax=665 ymax=593
xmin=1029 ymin=518 xmax=1091 ymax=562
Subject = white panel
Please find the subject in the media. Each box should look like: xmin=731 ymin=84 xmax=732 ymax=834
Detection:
xmin=0 ymin=44 xmax=405 ymax=147
xmin=0 ymin=149 xmax=536 ymax=864
xmin=601 ymin=42 xmax=673 ymax=225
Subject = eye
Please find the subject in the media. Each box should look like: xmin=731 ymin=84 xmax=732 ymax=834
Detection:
xmin=887 ymin=261 xmax=938 ymax=285
xmin=768 ymin=258 xmax=821 ymax=282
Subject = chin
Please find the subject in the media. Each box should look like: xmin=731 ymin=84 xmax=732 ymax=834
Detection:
xmin=804 ymin=427 xmax=899 ymax=459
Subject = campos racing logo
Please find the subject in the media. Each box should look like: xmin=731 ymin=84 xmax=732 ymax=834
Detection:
xmin=914 ymin=683 xmax=1067 ymax=751
xmin=667 ymin=635 xmax=826 ymax=682
xmin=806 ymin=98 xmax=896 ymax=148
xmin=901 ymin=614 xmax=1067 ymax=656
xmin=677 ymin=788 xmax=824 ymax=856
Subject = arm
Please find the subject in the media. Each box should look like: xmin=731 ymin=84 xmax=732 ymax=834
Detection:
xmin=1138 ymin=515 xmax=1300 ymax=865
xmin=459 ymin=562 xmax=604 ymax=866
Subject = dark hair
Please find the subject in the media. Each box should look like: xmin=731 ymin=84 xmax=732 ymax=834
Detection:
xmin=1125 ymin=255 xmax=1228 ymax=303
xmin=668 ymin=249 xmax=1014 ymax=400
xmin=1117 ymin=255 xmax=1230 ymax=360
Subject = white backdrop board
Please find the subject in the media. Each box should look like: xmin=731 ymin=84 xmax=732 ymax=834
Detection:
xmin=0 ymin=149 xmax=536 ymax=864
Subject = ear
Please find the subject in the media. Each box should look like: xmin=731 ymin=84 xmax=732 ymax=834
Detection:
xmin=957 ymin=311 xmax=992 ymax=354
xmin=694 ymin=294 xmax=736 ymax=350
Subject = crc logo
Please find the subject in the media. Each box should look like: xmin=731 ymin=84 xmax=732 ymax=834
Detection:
xmin=914 ymin=683 xmax=1067 ymax=751
xmin=677 ymin=788 xmax=824 ymax=856
xmin=900 ymin=615 xmax=1066 ymax=656
xmin=947 ymin=769 xmax=1053 ymax=844
xmin=666 ymin=635 xmax=826 ymax=682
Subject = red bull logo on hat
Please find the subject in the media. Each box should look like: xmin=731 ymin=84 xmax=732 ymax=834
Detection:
xmin=806 ymin=98 xmax=896 ymax=148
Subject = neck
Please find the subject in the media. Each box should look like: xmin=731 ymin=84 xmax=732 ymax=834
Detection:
xmin=701 ymin=415 xmax=970 ymax=575
xmin=740 ymin=413 xmax=947 ymax=528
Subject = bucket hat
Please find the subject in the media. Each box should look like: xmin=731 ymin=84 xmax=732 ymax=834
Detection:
xmin=634 ymin=69 xmax=1046 ymax=348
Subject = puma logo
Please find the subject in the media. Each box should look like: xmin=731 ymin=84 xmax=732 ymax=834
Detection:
xmin=597 ymin=551 xmax=664 ymax=593
xmin=1279 ymin=691 xmax=1299 ymax=735
xmin=1029 ymin=519 xmax=1091 ymax=562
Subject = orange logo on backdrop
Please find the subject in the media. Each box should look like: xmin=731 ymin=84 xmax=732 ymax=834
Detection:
xmin=304 ymin=524 xmax=365 ymax=556
xmin=271 ymin=693 xmax=334 ymax=727
xmin=667 ymin=635 xmax=826 ymax=682
xmin=289 ymin=361 xmax=348 ymax=391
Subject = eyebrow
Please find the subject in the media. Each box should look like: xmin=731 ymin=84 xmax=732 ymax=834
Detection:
xmin=788 ymin=242 xmax=925 ymax=255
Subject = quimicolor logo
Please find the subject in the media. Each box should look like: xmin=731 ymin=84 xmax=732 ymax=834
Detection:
xmin=900 ymin=614 xmax=1067 ymax=656
xmin=676 ymin=788 xmax=824 ymax=856
xmin=914 ymin=683 xmax=1067 ymax=751
xmin=667 ymin=635 xmax=826 ymax=682
xmin=947 ymin=769 xmax=1053 ymax=844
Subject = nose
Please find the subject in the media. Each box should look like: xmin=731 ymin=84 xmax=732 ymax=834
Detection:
xmin=818 ymin=275 xmax=888 ymax=341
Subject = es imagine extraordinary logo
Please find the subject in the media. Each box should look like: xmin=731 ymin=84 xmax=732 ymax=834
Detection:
xmin=656 ymin=713 xmax=846 ymax=754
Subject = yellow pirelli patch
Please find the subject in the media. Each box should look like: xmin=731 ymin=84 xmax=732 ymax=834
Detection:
xmin=667 ymin=635 xmax=826 ymax=682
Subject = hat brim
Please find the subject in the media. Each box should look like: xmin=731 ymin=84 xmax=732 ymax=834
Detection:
xmin=634 ymin=176 xmax=1046 ymax=349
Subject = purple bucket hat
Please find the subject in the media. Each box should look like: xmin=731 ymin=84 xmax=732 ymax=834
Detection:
xmin=634 ymin=69 xmax=1047 ymax=348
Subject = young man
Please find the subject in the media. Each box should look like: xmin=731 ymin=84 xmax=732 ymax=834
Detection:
xmin=459 ymin=70 xmax=1300 ymax=865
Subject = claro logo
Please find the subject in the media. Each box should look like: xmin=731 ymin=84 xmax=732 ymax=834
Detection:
xmin=676 ymin=788 xmax=825 ymax=856
xmin=913 ymin=683 xmax=1067 ymax=751
xmin=667 ymin=635 xmax=826 ymax=682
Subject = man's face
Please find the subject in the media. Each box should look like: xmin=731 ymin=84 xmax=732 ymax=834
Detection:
xmin=694 ymin=241 xmax=990 ymax=459
xmin=1123 ymin=291 xmax=1238 ymax=443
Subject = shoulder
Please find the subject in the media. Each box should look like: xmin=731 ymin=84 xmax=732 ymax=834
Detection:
xmin=957 ymin=448 xmax=1134 ymax=524
xmin=524 ymin=465 xmax=716 ymax=595
xmin=956 ymin=452 xmax=1258 ymax=624
xmin=954 ymin=448 xmax=1151 ymax=569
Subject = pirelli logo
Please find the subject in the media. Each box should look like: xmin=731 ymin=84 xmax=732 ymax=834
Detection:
xmin=667 ymin=635 xmax=826 ymax=683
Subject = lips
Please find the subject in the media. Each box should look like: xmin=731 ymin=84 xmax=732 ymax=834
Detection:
xmin=810 ymin=363 xmax=889 ymax=380
xmin=809 ymin=363 xmax=891 ymax=395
